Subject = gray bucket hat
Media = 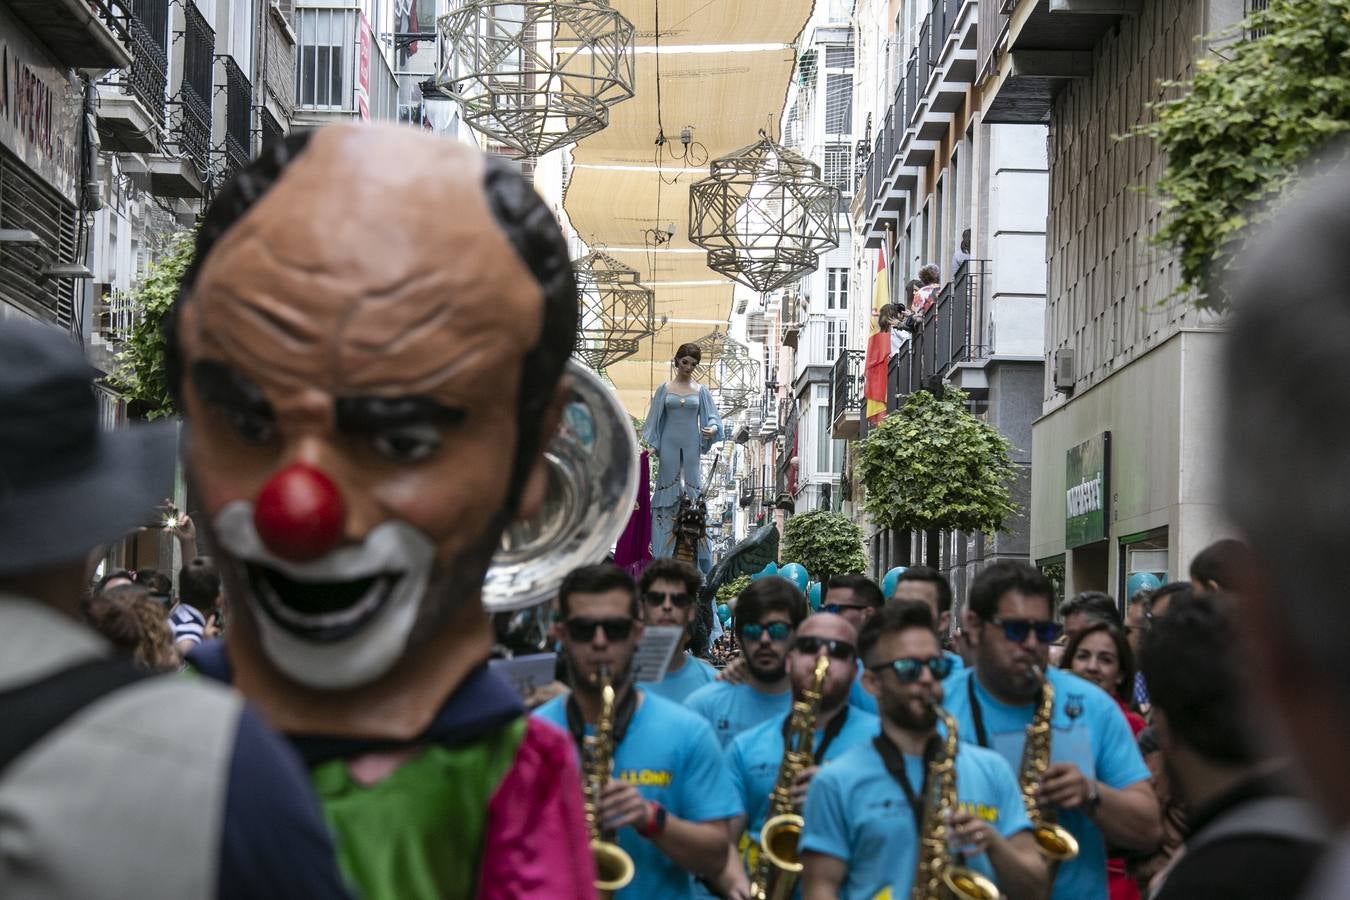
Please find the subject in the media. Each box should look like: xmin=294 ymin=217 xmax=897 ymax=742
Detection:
xmin=0 ymin=319 xmax=176 ymax=576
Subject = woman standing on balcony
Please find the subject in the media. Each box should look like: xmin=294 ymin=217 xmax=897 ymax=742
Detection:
xmin=911 ymin=263 xmax=942 ymax=316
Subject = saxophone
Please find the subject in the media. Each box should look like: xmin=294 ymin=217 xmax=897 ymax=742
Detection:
xmin=910 ymin=702 xmax=1001 ymax=899
xmin=751 ymin=653 xmax=830 ymax=900
xmin=582 ymin=666 xmax=636 ymax=898
xmin=1020 ymin=667 xmax=1080 ymax=868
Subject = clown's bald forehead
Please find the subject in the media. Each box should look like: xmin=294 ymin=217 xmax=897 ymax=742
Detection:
xmin=183 ymin=125 xmax=546 ymax=398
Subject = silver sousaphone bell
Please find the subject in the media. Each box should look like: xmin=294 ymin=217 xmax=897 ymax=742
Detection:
xmin=482 ymin=360 xmax=639 ymax=614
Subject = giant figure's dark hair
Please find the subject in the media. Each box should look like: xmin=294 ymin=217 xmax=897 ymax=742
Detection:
xmin=164 ymin=131 xmax=579 ymax=505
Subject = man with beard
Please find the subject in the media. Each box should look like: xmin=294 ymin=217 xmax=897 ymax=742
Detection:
xmin=177 ymin=125 xmax=596 ymax=897
xmin=722 ymin=613 xmax=879 ymax=898
xmin=943 ymin=562 xmax=1159 ymax=900
xmin=686 ymin=577 xmax=807 ymax=749
xmin=535 ymin=564 xmax=740 ymax=898
xmin=638 ymin=558 xmax=717 ymax=703
xmin=800 ymin=601 xmax=1044 ymax=900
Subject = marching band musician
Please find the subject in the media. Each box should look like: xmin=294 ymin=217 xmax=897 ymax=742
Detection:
xmin=638 ymin=558 xmax=719 ymax=703
xmin=800 ymin=601 xmax=1045 ymax=900
xmin=721 ymin=613 xmax=880 ymax=898
xmin=687 ymin=578 xmax=806 ymax=749
xmin=534 ymin=564 xmax=742 ymax=899
xmin=941 ymin=562 xmax=1160 ymax=900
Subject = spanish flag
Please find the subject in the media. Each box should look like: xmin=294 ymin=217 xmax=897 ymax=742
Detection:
xmin=864 ymin=243 xmax=890 ymax=424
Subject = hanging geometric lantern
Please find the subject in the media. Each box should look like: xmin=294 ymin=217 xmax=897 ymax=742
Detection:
xmin=692 ymin=330 xmax=758 ymax=414
xmin=688 ymin=133 xmax=841 ymax=292
xmin=572 ymin=249 xmax=655 ymax=371
xmin=435 ymin=0 xmax=636 ymax=158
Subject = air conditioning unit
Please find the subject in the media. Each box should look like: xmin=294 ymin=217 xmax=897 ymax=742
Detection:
xmin=1053 ymin=349 xmax=1075 ymax=394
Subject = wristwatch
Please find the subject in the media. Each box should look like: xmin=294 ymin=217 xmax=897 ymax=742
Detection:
xmin=1085 ymin=780 xmax=1102 ymax=813
xmin=637 ymin=801 xmax=668 ymax=839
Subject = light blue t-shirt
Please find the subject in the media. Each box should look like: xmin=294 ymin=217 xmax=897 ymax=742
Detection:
xmin=727 ymin=706 xmax=881 ymax=841
xmin=941 ymin=666 xmax=1151 ymax=900
xmin=534 ymin=689 xmax=743 ymax=900
xmin=800 ymin=740 xmax=1029 ymax=899
xmin=641 ymin=652 xmax=719 ymax=704
xmin=849 ymin=650 xmax=964 ymax=715
xmin=685 ymin=680 xmax=794 ymax=749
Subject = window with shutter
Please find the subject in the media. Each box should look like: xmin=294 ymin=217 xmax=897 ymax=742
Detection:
xmin=825 ymin=73 xmax=852 ymax=135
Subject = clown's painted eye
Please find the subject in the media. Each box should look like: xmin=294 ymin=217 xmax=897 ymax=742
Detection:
xmin=371 ymin=423 xmax=441 ymax=463
xmin=225 ymin=407 xmax=276 ymax=445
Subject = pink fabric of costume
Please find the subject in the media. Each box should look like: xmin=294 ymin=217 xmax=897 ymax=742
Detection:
xmin=477 ymin=717 xmax=596 ymax=900
xmin=613 ymin=450 xmax=652 ymax=578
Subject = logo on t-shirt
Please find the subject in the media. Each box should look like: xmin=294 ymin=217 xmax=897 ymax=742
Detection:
xmin=1065 ymin=694 xmax=1085 ymax=721
xmin=617 ymin=768 xmax=673 ymax=788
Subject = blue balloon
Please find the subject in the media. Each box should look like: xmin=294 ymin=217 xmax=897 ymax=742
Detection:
xmin=750 ymin=562 xmax=780 ymax=581
xmin=716 ymin=603 xmax=731 ymax=625
xmin=1126 ymin=571 xmax=1162 ymax=599
xmin=779 ymin=562 xmax=810 ymax=592
xmin=881 ymin=566 xmax=908 ymax=599
xmin=807 ymin=582 xmax=822 ymax=611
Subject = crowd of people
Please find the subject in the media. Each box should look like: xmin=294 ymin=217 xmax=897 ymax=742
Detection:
xmin=526 ymin=542 xmax=1319 ymax=900
xmin=4 ymin=122 xmax=1350 ymax=900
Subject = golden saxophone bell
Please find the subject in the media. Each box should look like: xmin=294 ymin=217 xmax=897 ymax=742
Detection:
xmin=1032 ymin=824 xmax=1079 ymax=861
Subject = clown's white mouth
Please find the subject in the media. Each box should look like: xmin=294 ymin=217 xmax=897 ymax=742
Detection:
xmin=212 ymin=501 xmax=436 ymax=689
xmin=246 ymin=562 xmax=400 ymax=642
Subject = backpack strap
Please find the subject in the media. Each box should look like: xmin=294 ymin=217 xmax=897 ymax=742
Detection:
xmin=0 ymin=657 xmax=148 ymax=778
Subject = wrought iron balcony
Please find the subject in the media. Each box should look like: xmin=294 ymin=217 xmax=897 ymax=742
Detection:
xmin=887 ymin=259 xmax=989 ymax=412
xmin=175 ymin=1 xmax=214 ymax=176
xmin=220 ymin=54 xmax=253 ymax=176
xmin=127 ymin=0 xmax=169 ymax=126
xmin=830 ymin=349 xmax=866 ymax=440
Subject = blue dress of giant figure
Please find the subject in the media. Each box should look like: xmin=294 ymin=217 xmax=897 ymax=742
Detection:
xmin=643 ymin=382 xmax=723 ymax=575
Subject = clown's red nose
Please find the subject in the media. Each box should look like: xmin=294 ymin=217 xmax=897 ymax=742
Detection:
xmin=253 ymin=463 xmax=346 ymax=562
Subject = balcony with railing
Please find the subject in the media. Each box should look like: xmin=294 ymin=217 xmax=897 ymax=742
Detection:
xmin=888 ymin=259 xmax=989 ymax=411
xmin=8 ymin=0 xmax=132 ymax=69
xmin=982 ymin=0 xmax=1137 ymax=125
xmin=152 ymin=0 xmax=213 ymax=199
xmin=829 ymin=348 xmax=866 ymax=439
xmin=97 ymin=0 xmax=169 ymax=154
xmin=218 ymin=54 xmax=253 ymax=176
xmin=859 ymin=0 xmax=977 ymax=248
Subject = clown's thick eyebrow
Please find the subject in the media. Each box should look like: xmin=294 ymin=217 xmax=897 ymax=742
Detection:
xmin=334 ymin=396 xmax=466 ymax=433
xmin=192 ymin=361 xmax=274 ymax=421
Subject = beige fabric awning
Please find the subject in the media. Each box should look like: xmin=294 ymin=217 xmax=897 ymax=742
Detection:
xmin=563 ymin=0 xmax=814 ymax=416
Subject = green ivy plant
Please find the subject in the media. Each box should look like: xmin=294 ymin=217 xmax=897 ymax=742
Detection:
xmin=716 ymin=574 xmax=751 ymax=606
xmin=110 ymin=228 xmax=195 ymax=419
xmin=1133 ymin=0 xmax=1350 ymax=309
xmin=855 ymin=388 xmax=1017 ymax=535
xmin=781 ymin=508 xmax=867 ymax=580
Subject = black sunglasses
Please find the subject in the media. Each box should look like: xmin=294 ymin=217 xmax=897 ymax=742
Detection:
xmin=793 ymin=635 xmax=856 ymax=660
xmin=988 ymin=616 xmax=1062 ymax=645
xmin=740 ymin=621 xmax=792 ymax=642
xmin=872 ymin=656 xmax=956 ymax=682
xmin=642 ymin=590 xmax=693 ymax=608
xmin=822 ymin=602 xmax=870 ymax=614
xmin=565 ymin=617 xmax=636 ymax=643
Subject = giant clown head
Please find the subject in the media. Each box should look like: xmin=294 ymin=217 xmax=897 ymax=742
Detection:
xmin=168 ymin=125 xmax=578 ymax=737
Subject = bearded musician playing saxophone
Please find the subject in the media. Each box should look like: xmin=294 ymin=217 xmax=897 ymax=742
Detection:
xmin=940 ymin=563 xmax=1159 ymax=900
xmin=800 ymin=602 xmax=1046 ymax=900
xmin=534 ymin=564 xmax=742 ymax=899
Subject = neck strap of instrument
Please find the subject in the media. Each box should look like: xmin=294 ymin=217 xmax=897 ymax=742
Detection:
xmin=780 ymin=703 xmax=850 ymax=765
xmin=967 ymin=675 xmax=1044 ymax=748
xmin=564 ymin=683 xmax=639 ymax=751
xmin=873 ymin=730 xmax=940 ymax=833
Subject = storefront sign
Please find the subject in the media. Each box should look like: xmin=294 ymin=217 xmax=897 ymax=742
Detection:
xmin=0 ymin=8 xmax=81 ymax=203
xmin=1065 ymin=431 xmax=1110 ymax=549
